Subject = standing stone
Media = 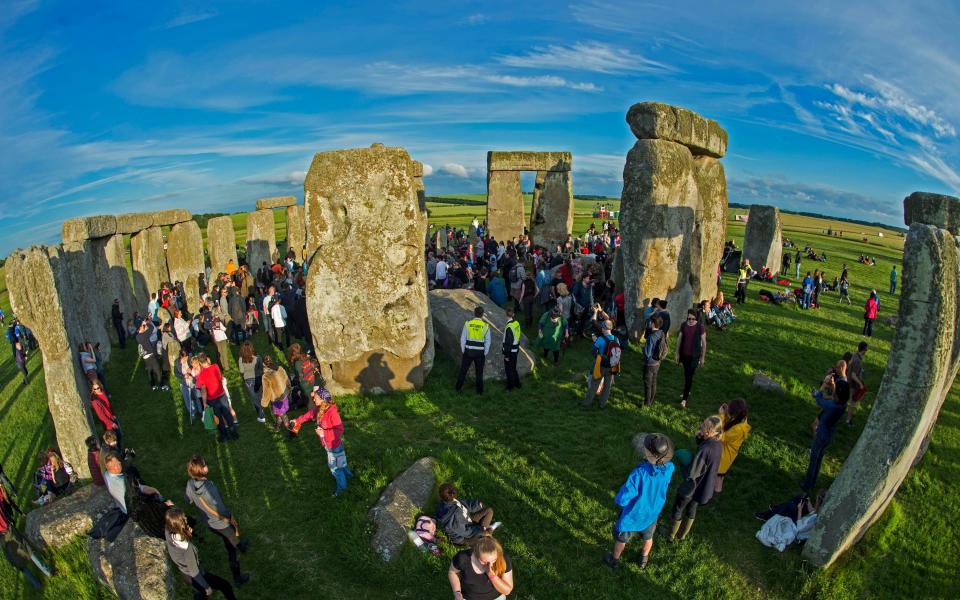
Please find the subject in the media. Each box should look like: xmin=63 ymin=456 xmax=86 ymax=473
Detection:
xmin=429 ymin=289 xmax=535 ymax=381
xmin=803 ymin=193 xmax=960 ymax=568
xmin=530 ymin=170 xmax=574 ymax=249
xmin=619 ymin=103 xmax=728 ymax=335
xmin=207 ymin=216 xmax=238 ymax=273
xmin=412 ymin=168 xmax=435 ymax=377
xmin=62 ymin=215 xmax=116 ymax=242
xmin=742 ymin=205 xmax=783 ymax=273
xmin=5 ymin=246 xmax=97 ymax=478
xmin=166 ymin=221 xmax=205 ymax=311
xmin=91 ymin=233 xmax=138 ymax=335
xmin=130 ymin=226 xmax=169 ymax=307
xmin=486 ymin=170 xmax=523 ymax=242
xmin=256 ymin=196 xmax=297 ymax=210
xmin=62 ymin=240 xmax=112 ymax=362
xmin=246 ymin=209 xmax=276 ymax=270
xmin=304 ymin=144 xmax=428 ymax=393
xmin=285 ymin=205 xmax=306 ymax=259
xmin=528 ymin=171 xmax=546 ymax=236
xmin=368 ymin=457 xmax=437 ymax=562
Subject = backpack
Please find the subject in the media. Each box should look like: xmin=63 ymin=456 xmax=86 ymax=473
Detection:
xmin=600 ymin=336 xmax=622 ymax=369
xmin=648 ymin=331 xmax=669 ymax=362
xmin=509 ymin=264 xmax=522 ymax=283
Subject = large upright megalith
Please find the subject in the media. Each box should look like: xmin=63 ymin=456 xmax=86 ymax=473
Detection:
xmin=91 ymin=233 xmax=138 ymax=334
xmin=130 ymin=226 xmax=169 ymax=305
xmin=286 ymin=205 xmax=306 ymax=259
xmin=486 ymin=151 xmax=573 ymax=245
xmin=304 ymin=144 xmax=428 ymax=393
xmin=246 ymin=209 xmax=276 ymax=270
xmin=166 ymin=220 xmax=205 ymax=311
xmin=619 ymin=102 xmax=728 ymax=334
xmin=62 ymin=240 xmax=112 ymax=361
xmin=742 ymin=205 xmax=783 ymax=272
xmin=5 ymin=246 xmax=97 ymax=478
xmin=802 ymin=191 xmax=960 ymax=568
xmin=206 ymin=216 xmax=238 ymax=273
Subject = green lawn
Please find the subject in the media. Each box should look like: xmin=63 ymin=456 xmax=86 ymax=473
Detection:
xmin=0 ymin=204 xmax=956 ymax=599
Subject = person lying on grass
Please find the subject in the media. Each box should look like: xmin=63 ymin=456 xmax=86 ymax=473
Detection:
xmin=436 ymin=482 xmax=502 ymax=546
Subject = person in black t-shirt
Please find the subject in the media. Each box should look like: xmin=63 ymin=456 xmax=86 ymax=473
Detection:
xmin=448 ymin=536 xmax=514 ymax=600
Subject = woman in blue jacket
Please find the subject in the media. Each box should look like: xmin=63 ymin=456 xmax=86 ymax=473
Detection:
xmin=604 ymin=433 xmax=675 ymax=570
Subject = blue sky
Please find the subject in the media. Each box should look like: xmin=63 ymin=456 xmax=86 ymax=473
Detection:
xmin=2 ymin=0 xmax=958 ymax=255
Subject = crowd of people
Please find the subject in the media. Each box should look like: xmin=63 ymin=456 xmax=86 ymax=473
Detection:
xmin=0 ymin=214 xmax=901 ymax=596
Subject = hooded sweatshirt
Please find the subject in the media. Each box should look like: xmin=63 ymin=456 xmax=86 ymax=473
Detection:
xmin=185 ymin=478 xmax=232 ymax=530
xmin=165 ymin=530 xmax=207 ymax=588
xmin=614 ymin=461 xmax=676 ymax=533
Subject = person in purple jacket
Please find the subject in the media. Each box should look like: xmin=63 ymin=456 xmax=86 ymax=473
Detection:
xmin=604 ymin=433 xmax=675 ymax=570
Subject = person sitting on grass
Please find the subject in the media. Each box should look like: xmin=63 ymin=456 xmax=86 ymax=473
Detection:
xmin=604 ymin=433 xmax=675 ymax=570
xmin=448 ymin=536 xmax=514 ymax=600
xmin=755 ymin=489 xmax=825 ymax=523
xmin=436 ymin=483 xmax=502 ymax=546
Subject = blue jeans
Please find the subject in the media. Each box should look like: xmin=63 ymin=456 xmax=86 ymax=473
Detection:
xmin=180 ymin=383 xmax=203 ymax=422
xmin=802 ymin=291 xmax=812 ymax=308
xmin=802 ymin=433 xmax=832 ymax=491
xmin=889 ymin=281 xmax=896 ymax=294
xmin=325 ymin=444 xmax=353 ymax=495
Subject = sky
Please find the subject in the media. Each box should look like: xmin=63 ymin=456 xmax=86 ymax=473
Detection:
xmin=1 ymin=0 xmax=958 ymax=255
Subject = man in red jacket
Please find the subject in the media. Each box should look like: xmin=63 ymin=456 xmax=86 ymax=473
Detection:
xmin=291 ymin=386 xmax=353 ymax=497
xmin=193 ymin=355 xmax=238 ymax=443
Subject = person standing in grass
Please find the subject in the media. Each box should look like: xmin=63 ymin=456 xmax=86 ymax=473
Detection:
xmin=211 ymin=316 xmax=231 ymax=372
xmin=675 ymin=309 xmax=706 ymax=408
xmin=237 ymin=342 xmax=265 ymax=424
xmin=582 ymin=320 xmax=619 ymax=409
xmin=668 ymin=416 xmax=723 ymax=541
xmin=795 ymin=249 xmax=802 ymax=278
xmin=448 ymin=536 xmax=514 ymax=600
xmin=735 ymin=261 xmax=749 ymax=304
xmin=164 ymin=508 xmax=238 ymax=600
xmin=537 ymin=306 xmax=567 ymax=366
xmin=801 ymin=272 xmax=814 ymax=309
xmin=801 ymin=361 xmax=849 ymax=491
xmin=502 ymin=308 xmax=522 ymax=391
xmin=185 ymin=455 xmax=250 ymax=586
xmin=715 ymin=399 xmax=750 ymax=494
xmin=641 ymin=315 xmax=666 ymax=407
xmin=889 ymin=265 xmax=897 ymax=294
xmin=845 ymin=342 xmax=869 ymax=427
xmin=456 ymin=306 xmax=491 ymax=394
xmin=260 ymin=356 xmax=291 ymax=430
xmin=291 ymin=386 xmax=354 ymax=497
xmin=603 ymin=433 xmax=675 ymax=570
xmin=862 ymin=291 xmax=878 ymax=337
xmin=193 ymin=354 xmax=238 ymax=443
xmin=13 ymin=340 xmax=28 ymax=384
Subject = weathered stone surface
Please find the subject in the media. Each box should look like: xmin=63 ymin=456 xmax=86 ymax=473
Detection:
xmin=753 ymin=372 xmax=784 ymax=394
xmin=246 ymin=209 xmax=277 ymax=269
xmin=488 ymin=151 xmax=572 ymax=172
xmin=619 ymin=137 xmax=727 ymax=334
xmin=88 ymin=521 xmax=175 ymax=600
xmin=530 ymin=170 xmax=574 ymax=249
xmin=627 ymin=102 xmax=728 ymax=158
xmin=256 ymin=195 xmax=297 ymax=210
xmin=285 ymin=205 xmax=306 ymax=258
xmin=206 ymin=215 xmax=238 ymax=273
xmin=368 ymin=457 xmax=436 ymax=562
xmin=62 ymin=215 xmax=117 ymax=242
xmin=304 ymin=145 xmax=428 ymax=393
xmin=5 ymin=246 xmax=97 ymax=477
xmin=429 ymin=289 xmax=535 ymax=381
xmin=62 ymin=240 xmax=112 ymax=361
xmin=150 ymin=208 xmax=192 ymax=227
xmin=529 ymin=171 xmax=546 ymax=236
xmin=130 ymin=227 xmax=169 ymax=307
xmin=166 ymin=220 xmax=205 ymax=311
xmin=903 ymin=191 xmax=960 ymax=235
xmin=25 ymin=485 xmax=115 ymax=548
xmin=742 ymin=205 xmax=783 ymax=273
xmin=91 ymin=234 xmax=139 ymax=337
xmin=803 ymin=222 xmax=960 ymax=568
xmin=115 ymin=213 xmax=154 ymax=234
xmin=486 ymin=170 xmax=523 ymax=242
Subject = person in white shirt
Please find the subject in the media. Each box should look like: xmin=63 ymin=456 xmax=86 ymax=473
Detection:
xmin=211 ymin=317 xmax=231 ymax=372
xmin=173 ymin=310 xmax=193 ymax=354
xmin=261 ymin=286 xmax=275 ymax=342
xmin=435 ymin=258 xmax=449 ymax=286
xmin=269 ymin=298 xmax=289 ymax=349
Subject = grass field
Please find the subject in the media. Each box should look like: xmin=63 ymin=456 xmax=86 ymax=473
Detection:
xmin=0 ymin=201 xmax=955 ymax=600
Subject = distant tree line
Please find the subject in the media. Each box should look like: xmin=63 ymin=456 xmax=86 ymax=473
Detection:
xmin=728 ymin=203 xmax=906 ymax=234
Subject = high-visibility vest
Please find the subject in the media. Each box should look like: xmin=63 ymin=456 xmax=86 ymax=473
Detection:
xmin=465 ymin=318 xmax=488 ymax=350
xmin=505 ymin=320 xmax=521 ymax=352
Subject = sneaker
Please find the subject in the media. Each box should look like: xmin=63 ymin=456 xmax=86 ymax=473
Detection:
xmin=257 ymin=417 xmax=266 ymax=423
xmin=603 ymin=552 xmax=621 ymax=569
xmin=151 ymin=386 xmax=158 ymax=391
xmin=489 ymin=522 xmax=503 ymax=531
xmin=161 ymin=385 xmax=170 ymax=391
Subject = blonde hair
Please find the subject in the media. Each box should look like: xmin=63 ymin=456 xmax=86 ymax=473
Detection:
xmin=703 ymin=415 xmax=723 ymax=439
xmin=473 ymin=536 xmax=507 ymax=577
xmin=834 ymin=359 xmax=847 ymax=377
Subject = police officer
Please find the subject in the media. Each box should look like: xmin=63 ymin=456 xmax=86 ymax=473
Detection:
xmin=503 ymin=308 xmax=521 ymax=391
xmin=456 ymin=306 xmax=491 ymax=394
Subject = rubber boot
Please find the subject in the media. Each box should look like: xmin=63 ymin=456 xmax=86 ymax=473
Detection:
xmin=668 ymin=519 xmax=682 ymax=541
xmin=678 ymin=518 xmax=695 ymax=540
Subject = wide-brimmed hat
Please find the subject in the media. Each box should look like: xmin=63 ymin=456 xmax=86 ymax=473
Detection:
xmin=642 ymin=433 xmax=674 ymax=466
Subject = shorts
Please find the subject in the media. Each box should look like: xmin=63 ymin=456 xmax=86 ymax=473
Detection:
xmin=613 ymin=521 xmax=656 ymax=543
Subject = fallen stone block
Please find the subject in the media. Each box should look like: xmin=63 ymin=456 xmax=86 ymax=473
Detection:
xmin=368 ymin=457 xmax=436 ymax=562
xmin=752 ymin=372 xmax=784 ymax=394
xmin=87 ymin=520 xmax=174 ymax=600
xmin=25 ymin=485 xmax=116 ymax=548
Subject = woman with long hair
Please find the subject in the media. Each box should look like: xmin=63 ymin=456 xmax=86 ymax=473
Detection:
xmin=164 ymin=508 xmax=237 ymax=599
xmin=668 ymin=416 xmax=723 ymax=541
xmin=448 ymin=536 xmax=514 ymax=600
xmin=260 ymin=356 xmax=291 ymax=430
xmin=716 ymin=398 xmax=751 ymax=493
xmin=89 ymin=380 xmax=121 ymax=443
xmin=290 ymin=384 xmax=353 ymax=497
xmin=237 ymin=342 xmax=265 ymax=423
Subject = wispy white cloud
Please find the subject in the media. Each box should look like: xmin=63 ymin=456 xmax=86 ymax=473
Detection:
xmin=728 ymin=175 xmax=902 ymax=223
xmin=241 ymin=170 xmax=306 ymax=186
xmin=160 ymin=9 xmax=218 ymax=30
xmin=439 ymin=163 xmax=470 ymax=178
xmin=499 ymin=41 xmax=670 ymax=74
xmin=461 ymin=14 xmax=488 ymax=26
xmin=485 ymin=74 xmax=600 ymax=91
xmin=422 ymin=163 xmax=434 ymax=176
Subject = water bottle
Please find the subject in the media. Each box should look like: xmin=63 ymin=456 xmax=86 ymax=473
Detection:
xmin=407 ymin=530 xmax=426 ymax=551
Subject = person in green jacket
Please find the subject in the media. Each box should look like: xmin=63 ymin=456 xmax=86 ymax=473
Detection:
xmin=537 ymin=306 xmax=568 ymax=365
